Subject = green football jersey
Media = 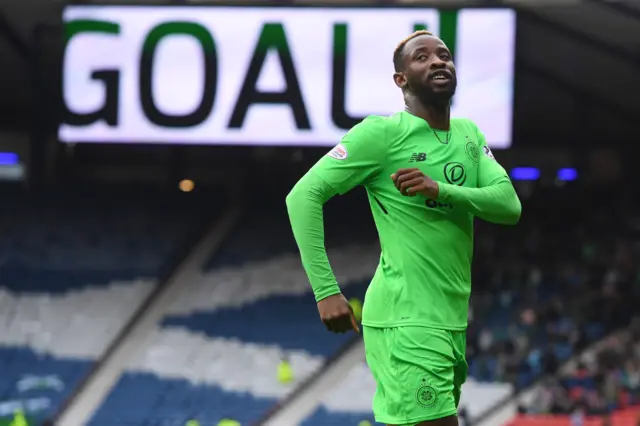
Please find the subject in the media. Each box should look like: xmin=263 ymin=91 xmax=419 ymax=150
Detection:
xmin=311 ymin=111 xmax=510 ymax=330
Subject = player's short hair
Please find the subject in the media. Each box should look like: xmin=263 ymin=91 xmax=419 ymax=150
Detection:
xmin=393 ymin=30 xmax=433 ymax=72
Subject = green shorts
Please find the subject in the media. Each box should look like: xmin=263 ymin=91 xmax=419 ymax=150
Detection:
xmin=363 ymin=326 xmax=467 ymax=425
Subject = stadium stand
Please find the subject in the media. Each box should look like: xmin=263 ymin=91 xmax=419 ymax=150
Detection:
xmin=43 ymin=185 xmax=630 ymax=426
xmin=514 ymin=319 xmax=640 ymax=424
xmin=467 ymin=187 xmax=637 ymax=385
xmin=3 ymin=183 xmax=638 ymax=426
xmin=87 ymin=192 xmax=380 ymax=426
xmin=0 ymin=187 xmax=221 ymax=425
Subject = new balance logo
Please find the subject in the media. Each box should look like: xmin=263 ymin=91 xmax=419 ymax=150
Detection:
xmin=409 ymin=152 xmax=427 ymax=163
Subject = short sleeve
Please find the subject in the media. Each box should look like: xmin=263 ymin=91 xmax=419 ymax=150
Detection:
xmin=311 ymin=116 xmax=386 ymax=195
xmin=477 ymin=128 xmax=510 ymax=188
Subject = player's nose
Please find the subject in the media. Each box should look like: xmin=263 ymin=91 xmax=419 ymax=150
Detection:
xmin=430 ymin=57 xmax=447 ymax=69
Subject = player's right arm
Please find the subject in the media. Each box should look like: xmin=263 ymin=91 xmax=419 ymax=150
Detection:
xmin=286 ymin=116 xmax=386 ymax=333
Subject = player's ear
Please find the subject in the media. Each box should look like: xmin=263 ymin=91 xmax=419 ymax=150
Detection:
xmin=393 ymin=72 xmax=406 ymax=89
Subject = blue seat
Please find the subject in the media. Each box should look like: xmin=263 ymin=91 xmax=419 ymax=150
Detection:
xmin=0 ymin=347 xmax=92 ymax=423
xmin=88 ymin=373 xmax=275 ymax=426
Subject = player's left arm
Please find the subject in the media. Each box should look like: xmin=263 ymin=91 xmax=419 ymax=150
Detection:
xmin=437 ymin=131 xmax=521 ymax=225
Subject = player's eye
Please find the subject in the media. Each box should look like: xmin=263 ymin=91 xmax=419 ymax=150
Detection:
xmin=416 ymin=54 xmax=427 ymax=61
xmin=440 ymin=53 xmax=452 ymax=60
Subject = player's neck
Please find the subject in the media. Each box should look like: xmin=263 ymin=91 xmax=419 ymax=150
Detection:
xmin=404 ymin=95 xmax=450 ymax=130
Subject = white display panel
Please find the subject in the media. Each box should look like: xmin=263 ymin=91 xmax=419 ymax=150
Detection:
xmin=60 ymin=6 xmax=515 ymax=148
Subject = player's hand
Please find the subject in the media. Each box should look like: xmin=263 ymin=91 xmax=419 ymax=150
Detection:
xmin=391 ymin=168 xmax=439 ymax=198
xmin=317 ymin=293 xmax=360 ymax=334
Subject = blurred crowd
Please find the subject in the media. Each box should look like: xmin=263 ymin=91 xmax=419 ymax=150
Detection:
xmin=465 ymin=187 xmax=640 ymax=396
xmin=526 ymin=323 xmax=640 ymax=417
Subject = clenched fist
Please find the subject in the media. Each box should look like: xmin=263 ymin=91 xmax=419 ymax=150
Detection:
xmin=317 ymin=293 xmax=360 ymax=334
xmin=391 ymin=168 xmax=440 ymax=199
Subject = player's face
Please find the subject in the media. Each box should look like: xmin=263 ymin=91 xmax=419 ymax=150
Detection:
xmin=396 ymin=35 xmax=457 ymax=102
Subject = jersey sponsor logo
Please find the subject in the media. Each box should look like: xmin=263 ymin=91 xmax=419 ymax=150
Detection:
xmin=444 ymin=162 xmax=466 ymax=186
xmin=483 ymin=145 xmax=495 ymax=160
xmin=465 ymin=140 xmax=479 ymax=163
xmin=409 ymin=152 xmax=427 ymax=163
xmin=416 ymin=379 xmax=438 ymax=408
xmin=327 ymin=143 xmax=348 ymax=160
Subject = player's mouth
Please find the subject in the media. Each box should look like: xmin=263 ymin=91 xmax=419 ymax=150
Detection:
xmin=429 ymin=70 xmax=453 ymax=85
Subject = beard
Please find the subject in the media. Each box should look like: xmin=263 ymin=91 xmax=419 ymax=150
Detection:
xmin=407 ymin=76 xmax=457 ymax=109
